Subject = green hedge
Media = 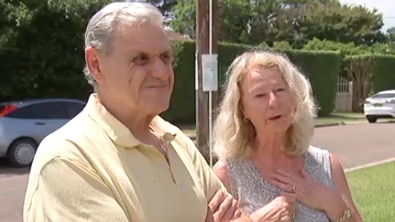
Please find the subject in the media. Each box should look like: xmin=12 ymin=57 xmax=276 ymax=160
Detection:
xmin=162 ymin=41 xmax=256 ymax=123
xmin=161 ymin=40 xmax=196 ymax=123
xmin=217 ymin=42 xmax=258 ymax=86
xmin=371 ymin=55 xmax=395 ymax=93
xmin=162 ymin=41 xmax=342 ymax=123
xmin=284 ymin=50 xmax=342 ymax=116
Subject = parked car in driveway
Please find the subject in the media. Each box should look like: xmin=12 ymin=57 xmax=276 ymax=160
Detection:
xmin=363 ymin=90 xmax=395 ymax=123
xmin=0 ymin=98 xmax=86 ymax=167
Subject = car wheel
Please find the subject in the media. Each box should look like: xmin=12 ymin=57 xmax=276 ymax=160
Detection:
xmin=7 ymin=138 xmax=37 ymax=167
xmin=366 ymin=115 xmax=377 ymax=123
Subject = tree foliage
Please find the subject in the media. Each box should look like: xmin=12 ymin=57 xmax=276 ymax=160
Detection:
xmin=169 ymin=0 xmax=385 ymax=47
xmin=0 ymin=0 xmax=109 ymax=100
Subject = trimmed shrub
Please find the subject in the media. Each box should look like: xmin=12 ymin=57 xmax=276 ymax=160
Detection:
xmin=163 ymin=41 xmax=342 ymax=123
xmin=284 ymin=50 xmax=342 ymax=116
xmin=371 ymin=55 xmax=395 ymax=93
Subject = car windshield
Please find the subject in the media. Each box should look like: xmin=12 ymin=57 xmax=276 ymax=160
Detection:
xmin=371 ymin=93 xmax=395 ymax=99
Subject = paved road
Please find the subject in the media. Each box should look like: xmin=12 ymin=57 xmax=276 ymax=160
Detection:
xmin=311 ymin=122 xmax=395 ymax=169
xmin=0 ymin=163 xmax=29 ymax=222
xmin=0 ymin=122 xmax=394 ymax=222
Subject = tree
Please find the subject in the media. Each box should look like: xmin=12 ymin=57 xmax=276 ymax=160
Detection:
xmin=0 ymin=0 xmax=109 ymax=100
xmin=169 ymin=0 xmax=386 ymax=47
xmin=138 ymin=0 xmax=177 ymax=19
xmin=169 ymin=0 xmax=195 ymax=38
xmin=387 ymin=27 xmax=395 ymax=41
xmin=301 ymin=2 xmax=385 ymax=45
xmin=169 ymin=0 xmax=280 ymax=43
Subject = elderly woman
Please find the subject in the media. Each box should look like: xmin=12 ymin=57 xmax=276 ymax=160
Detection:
xmin=213 ymin=51 xmax=362 ymax=222
xmin=23 ymin=2 xmax=255 ymax=222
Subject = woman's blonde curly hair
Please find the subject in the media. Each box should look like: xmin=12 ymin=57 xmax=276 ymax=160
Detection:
xmin=213 ymin=50 xmax=317 ymax=160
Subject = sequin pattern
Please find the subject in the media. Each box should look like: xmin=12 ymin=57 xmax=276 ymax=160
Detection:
xmin=226 ymin=146 xmax=333 ymax=222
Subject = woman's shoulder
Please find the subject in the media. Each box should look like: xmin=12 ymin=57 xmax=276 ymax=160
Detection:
xmin=306 ymin=145 xmax=332 ymax=160
xmin=213 ymin=159 xmax=228 ymax=176
xmin=305 ymin=146 xmax=333 ymax=172
xmin=307 ymin=145 xmax=330 ymax=154
xmin=213 ymin=158 xmax=251 ymax=176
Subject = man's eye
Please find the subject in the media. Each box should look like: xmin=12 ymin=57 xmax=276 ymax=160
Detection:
xmin=160 ymin=54 xmax=173 ymax=64
xmin=133 ymin=55 xmax=149 ymax=65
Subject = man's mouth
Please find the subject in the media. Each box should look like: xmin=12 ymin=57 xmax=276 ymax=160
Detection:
xmin=146 ymin=84 xmax=167 ymax=89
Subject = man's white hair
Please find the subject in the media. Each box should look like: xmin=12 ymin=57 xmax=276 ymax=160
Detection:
xmin=83 ymin=2 xmax=164 ymax=90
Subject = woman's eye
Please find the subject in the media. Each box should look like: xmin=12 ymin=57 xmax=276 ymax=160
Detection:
xmin=276 ymin=88 xmax=285 ymax=92
xmin=256 ymin=93 xmax=267 ymax=98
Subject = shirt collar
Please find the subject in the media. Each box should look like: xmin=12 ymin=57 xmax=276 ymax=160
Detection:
xmin=84 ymin=93 xmax=178 ymax=148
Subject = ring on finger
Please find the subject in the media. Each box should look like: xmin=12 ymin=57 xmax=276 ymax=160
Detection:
xmin=292 ymin=213 xmax=296 ymax=219
xmin=291 ymin=185 xmax=296 ymax=193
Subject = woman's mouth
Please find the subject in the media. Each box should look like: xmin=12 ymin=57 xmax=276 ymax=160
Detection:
xmin=268 ymin=115 xmax=282 ymax=121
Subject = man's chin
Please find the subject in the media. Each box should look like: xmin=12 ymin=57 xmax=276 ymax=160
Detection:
xmin=147 ymin=101 xmax=170 ymax=115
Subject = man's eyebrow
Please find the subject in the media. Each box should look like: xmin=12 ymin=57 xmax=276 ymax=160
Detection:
xmin=127 ymin=49 xmax=173 ymax=56
xmin=159 ymin=49 xmax=173 ymax=55
xmin=127 ymin=50 xmax=145 ymax=56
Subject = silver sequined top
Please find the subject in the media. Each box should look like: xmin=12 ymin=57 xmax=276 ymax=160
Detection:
xmin=226 ymin=146 xmax=333 ymax=222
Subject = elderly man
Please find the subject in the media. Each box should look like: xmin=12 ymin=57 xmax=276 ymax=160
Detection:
xmin=23 ymin=2 xmax=253 ymax=222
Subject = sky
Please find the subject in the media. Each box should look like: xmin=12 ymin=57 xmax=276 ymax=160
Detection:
xmin=339 ymin=0 xmax=395 ymax=32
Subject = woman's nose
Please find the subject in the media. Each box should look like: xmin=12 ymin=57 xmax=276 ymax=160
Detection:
xmin=268 ymin=92 xmax=279 ymax=108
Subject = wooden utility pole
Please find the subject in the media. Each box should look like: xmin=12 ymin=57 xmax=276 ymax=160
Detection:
xmin=196 ymin=0 xmax=219 ymax=164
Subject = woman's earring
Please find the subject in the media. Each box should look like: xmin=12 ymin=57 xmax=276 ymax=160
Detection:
xmin=244 ymin=117 xmax=249 ymax=122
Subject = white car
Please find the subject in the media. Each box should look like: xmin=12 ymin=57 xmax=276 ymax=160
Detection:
xmin=0 ymin=98 xmax=85 ymax=167
xmin=363 ymin=90 xmax=395 ymax=123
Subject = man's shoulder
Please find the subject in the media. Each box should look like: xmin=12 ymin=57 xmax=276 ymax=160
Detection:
xmin=33 ymin=113 xmax=98 ymax=166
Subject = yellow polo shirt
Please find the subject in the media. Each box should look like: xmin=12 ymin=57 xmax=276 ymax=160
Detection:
xmin=23 ymin=94 xmax=224 ymax=222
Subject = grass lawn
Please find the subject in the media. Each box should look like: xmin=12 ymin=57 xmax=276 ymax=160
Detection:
xmin=346 ymin=161 xmax=395 ymax=222
xmin=314 ymin=112 xmax=366 ymax=126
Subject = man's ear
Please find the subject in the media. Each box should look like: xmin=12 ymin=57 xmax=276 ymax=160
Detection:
xmin=85 ymin=47 xmax=105 ymax=84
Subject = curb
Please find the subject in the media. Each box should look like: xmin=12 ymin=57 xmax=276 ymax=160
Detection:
xmin=314 ymin=122 xmax=344 ymax=128
xmin=185 ymin=120 xmax=394 ymax=140
xmin=345 ymin=158 xmax=395 ymax=172
xmin=186 ymin=121 xmax=347 ymax=139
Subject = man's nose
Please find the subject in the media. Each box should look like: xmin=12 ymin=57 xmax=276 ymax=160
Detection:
xmin=150 ymin=57 xmax=170 ymax=80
